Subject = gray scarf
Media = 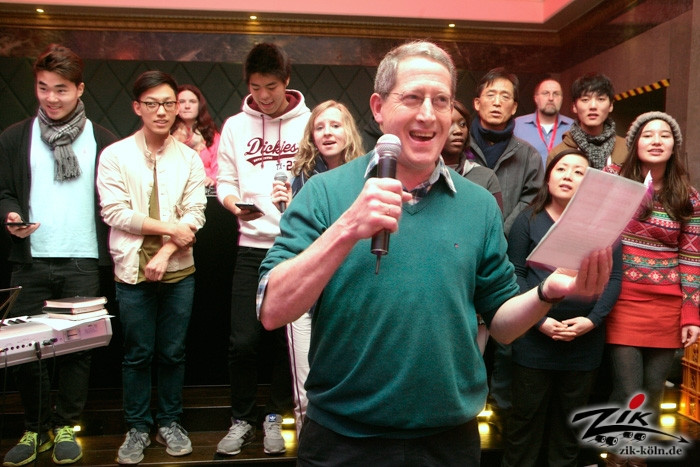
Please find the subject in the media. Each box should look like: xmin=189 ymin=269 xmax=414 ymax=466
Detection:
xmin=38 ymin=99 xmax=87 ymax=181
xmin=568 ymin=119 xmax=617 ymax=170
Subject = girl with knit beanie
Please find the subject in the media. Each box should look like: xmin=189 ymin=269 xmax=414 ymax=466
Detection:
xmin=602 ymin=111 xmax=700 ymax=467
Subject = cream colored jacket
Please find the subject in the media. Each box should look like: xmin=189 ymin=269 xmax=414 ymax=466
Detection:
xmin=97 ymin=130 xmax=206 ymax=284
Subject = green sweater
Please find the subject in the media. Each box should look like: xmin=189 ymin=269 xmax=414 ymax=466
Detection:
xmin=261 ymin=153 xmax=519 ymax=438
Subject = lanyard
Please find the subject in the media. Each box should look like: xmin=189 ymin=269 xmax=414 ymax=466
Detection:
xmin=536 ymin=113 xmax=558 ymax=152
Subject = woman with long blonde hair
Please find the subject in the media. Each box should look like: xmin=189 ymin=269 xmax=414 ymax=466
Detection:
xmin=290 ymin=100 xmax=364 ymax=194
xmin=286 ymin=100 xmax=364 ymax=435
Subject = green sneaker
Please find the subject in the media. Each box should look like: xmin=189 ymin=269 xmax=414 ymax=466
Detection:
xmin=52 ymin=426 xmax=82 ymax=464
xmin=2 ymin=431 xmax=53 ymax=467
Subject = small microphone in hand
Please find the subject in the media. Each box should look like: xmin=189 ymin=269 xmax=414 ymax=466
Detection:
xmin=370 ymin=134 xmax=402 ymax=274
xmin=274 ymin=171 xmax=288 ymax=213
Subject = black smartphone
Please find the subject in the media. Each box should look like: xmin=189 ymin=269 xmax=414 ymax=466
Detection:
xmin=235 ymin=203 xmax=262 ymax=213
xmin=3 ymin=221 xmax=36 ymax=227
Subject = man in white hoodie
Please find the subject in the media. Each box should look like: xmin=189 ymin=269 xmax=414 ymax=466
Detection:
xmin=216 ymin=42 xmax=310 ymax=457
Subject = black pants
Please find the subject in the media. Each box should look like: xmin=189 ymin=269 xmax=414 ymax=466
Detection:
xmin=297 ymin=417 xmax=481 ymax=466
xmin=502 ymin=364 xmax=596 ymax=467
xmin=10 ymin=258 xmax=98 ymax=433
xmin=227 ymin=247 xmax=293 ymax=422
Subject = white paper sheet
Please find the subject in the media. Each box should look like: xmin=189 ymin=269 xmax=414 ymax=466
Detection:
xmin=526 ymin=168 xmax=647 ymax=270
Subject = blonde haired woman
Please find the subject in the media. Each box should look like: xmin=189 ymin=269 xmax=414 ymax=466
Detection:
xmin=287 ymin=100 xmax=364 ymax=435
xmin=290 ymin=100 xmax=364 ymax=193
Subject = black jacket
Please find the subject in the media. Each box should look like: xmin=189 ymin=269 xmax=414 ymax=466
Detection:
xmin=0 ymin=118 xmax=117 ymax=265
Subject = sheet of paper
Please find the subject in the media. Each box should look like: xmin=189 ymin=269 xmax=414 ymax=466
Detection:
xmin=526 ymin=168 xmax=647 ymax=270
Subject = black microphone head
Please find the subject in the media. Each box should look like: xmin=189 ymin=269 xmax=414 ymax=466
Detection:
xmin=274 ymin=171 xmax=288 ymax=183
xmin=375 ymin=134 xmax=401 ymax=159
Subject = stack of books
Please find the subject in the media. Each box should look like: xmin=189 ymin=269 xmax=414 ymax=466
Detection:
xmin=42 ymin=296 xmax=108 ymax=321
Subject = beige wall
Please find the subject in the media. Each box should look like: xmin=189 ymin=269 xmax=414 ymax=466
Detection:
xmin=559 ymin=10 xmax=699 ymax=187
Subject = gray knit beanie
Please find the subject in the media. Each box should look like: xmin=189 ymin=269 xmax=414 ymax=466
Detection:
xmin=625 ymin=111 xmax=682 ymax=151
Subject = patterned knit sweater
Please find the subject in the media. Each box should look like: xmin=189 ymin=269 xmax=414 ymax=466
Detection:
xmin=604 ymin=164 xmax=700 ymax=328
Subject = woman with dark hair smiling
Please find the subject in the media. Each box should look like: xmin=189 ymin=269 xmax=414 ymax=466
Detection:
xmin=604 ymin=112 xmax=700 ymax=441
xmin=503 ymin=149 xmax=622 ymax=467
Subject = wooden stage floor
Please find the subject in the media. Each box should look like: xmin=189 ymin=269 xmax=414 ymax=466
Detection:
xmin=1 ymin=386 xmax=699 ymax=466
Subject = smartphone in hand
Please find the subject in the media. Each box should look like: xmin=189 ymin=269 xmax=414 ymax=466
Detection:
xmin=3 ymin=221 xmax=37 ymax=227
xmin=235 ymin=203 xmax=262 ymax=213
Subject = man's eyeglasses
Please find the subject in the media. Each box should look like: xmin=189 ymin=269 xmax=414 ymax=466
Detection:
xmin=391 ymin=92 xmax=453 ymax=113
xmin=139 ymin=101 xmax=178 ymax=112
xmin=481 ymin=92 xmax=514 ymax=103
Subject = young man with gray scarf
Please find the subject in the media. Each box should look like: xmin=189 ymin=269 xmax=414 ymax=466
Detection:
xmin=548 ymin=72 xmax=627 ymax=169
xmin=0 ymin=44 xmax=116 ymax=466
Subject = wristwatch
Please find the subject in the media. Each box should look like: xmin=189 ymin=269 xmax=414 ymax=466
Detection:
xmin=537 ymin=279 xmax=564 ymax=304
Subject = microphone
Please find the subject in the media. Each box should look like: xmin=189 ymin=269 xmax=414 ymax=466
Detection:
xmin=274 ymin=171 xmax=288 ymax=213
xmin=370 ymin=134 xmax=401 ymax=274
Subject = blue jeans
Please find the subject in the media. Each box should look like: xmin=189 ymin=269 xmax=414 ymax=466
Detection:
xmin=116 ymin=275 xmax=195 ymax=431
xmin=10 ymin=258 xmax=99 ymax=432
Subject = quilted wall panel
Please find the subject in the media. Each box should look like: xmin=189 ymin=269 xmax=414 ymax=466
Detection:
xmin=1 ymin=57 xmax=485 ymax=141
xmin=0 ymin=58 xmax=378 ymax=139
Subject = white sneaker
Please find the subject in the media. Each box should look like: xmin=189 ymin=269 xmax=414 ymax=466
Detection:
xmin=216 ymin=419 xmax=255 ymax=455
xmin=117 ymin=429 xmax=150 ymax=464
xmin=156 ymin=422 xmax=192 ymax=456
xmin=263 ymin=413 xmax=286 ymax=455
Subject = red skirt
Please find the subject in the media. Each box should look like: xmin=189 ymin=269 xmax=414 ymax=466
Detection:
xmin=606 ymin=294 xmax=682 ymax=348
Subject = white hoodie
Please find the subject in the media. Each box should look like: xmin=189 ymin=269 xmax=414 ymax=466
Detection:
xmin=217 ymin=90 xmax=310 ymax=248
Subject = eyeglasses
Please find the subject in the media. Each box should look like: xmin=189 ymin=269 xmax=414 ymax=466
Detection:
xmin=391 ymin=92 xmax=453 ymax=113
xmin=481 ymin=92 xmax=514 ymax=103
xmin=138 ymin=100 xmax=178 ymax=112
xmin=538 ymin=91 xmax=562 ymax=98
